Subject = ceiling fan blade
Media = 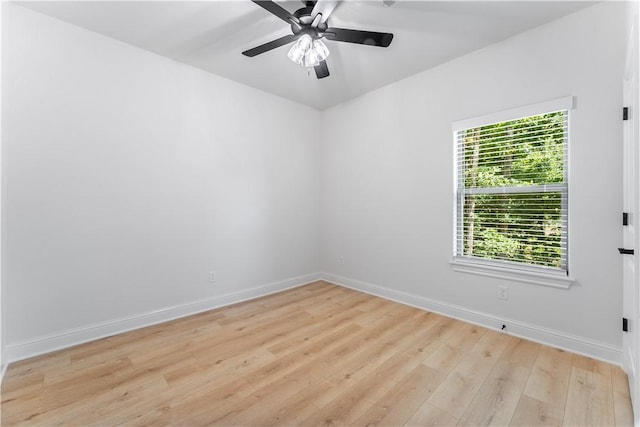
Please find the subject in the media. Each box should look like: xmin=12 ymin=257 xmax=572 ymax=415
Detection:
xmin=314 ymin=60 xmax=330 ymax=79
xmin=311 ymin=0 xmax=340 ymax=25
xmin=252 ymin=0 xmax=300 ymax=26
xmin=242 ymin=34 xmax=299 ymax=57
xmin=323 ymin=28 xmax=393 ymax=47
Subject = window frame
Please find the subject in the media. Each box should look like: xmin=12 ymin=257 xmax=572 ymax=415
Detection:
xmin=450 ymin=96 xmax=575 ymax=289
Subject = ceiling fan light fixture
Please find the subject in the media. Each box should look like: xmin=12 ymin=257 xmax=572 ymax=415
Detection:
xmin=303 ymin=51 xmax=320 ymax=67
xmin=303 ymin=39 xmax=329 ymax=67
xmin=313 ymin=39 xmax=330 ymax=60
xmin=244 ymin=0 xmax=394 ymax=79
xmin=287 ymin=34 xmax=313 ymax=65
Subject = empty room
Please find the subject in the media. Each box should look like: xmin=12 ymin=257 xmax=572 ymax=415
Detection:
xmin=1 ymin=0 xmax=639 ymax=425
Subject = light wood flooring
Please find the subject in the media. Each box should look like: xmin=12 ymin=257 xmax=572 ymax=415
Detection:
xmin=1 ymin=281 xmax=634 ymax=426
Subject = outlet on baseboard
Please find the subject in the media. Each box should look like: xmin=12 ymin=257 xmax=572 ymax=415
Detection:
xmin=209 ymin=271 xmax=217 ymax=283
xmin=498 ymin=286 xmax=509 ymax=301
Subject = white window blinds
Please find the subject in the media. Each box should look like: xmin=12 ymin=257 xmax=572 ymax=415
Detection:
xmin=454 ymin=102 xmax=569 ymax=275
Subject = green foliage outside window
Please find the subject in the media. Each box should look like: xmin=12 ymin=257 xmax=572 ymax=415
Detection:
xmin=459 ymin=111 xmax=566 ymax=269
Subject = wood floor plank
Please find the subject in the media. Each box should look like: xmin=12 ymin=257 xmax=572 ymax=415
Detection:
xmin=260 ymin=381 xmax=332 ymax=426
xmin=0 ymin=371 xmax=44 ymax=404
xmin=2 ymin=356 xmax=137 ymax=425
xmin=353 ymin=364 xmax=443 ymax=426
xmin=351 ymin=298 xmax=399 ymax=327
xmin=188 ymin=306 xmax=314 ymax=359
xmin=168 ymin=322 xmax=366 ymax=424
xmin=422 ymin=322 xmax=486 ymax=372
xmin=427 ymin=329 xmax=510 ymax=419
xmin=510 ymin=345 xmax=573 ymax=426
xmin=405 ymin=401 xmax=459 ymax=426
xmin=510 ymin=395 xmax=562 ymax=426
xmin=178 ymin=332 xmax=348 ymax=423
xmin=522 ymin=346 xmax=573 ymax=405
xmin=261 ymin=312 xmax=445 ymax=426
xmin=457 ymin=338 xmax=540 ymax=426
xmin=215 ymin=352 xmax=337 ymax=426
xmin=265 ymin=301 xmax=372 ymax=355
xmin=299 ymin=320 xmax=447 ymax=424
xmin=1 ymin=282 xmax=632 ymax=426
xmin=612 ymin=365 xmax=634 ymax=427
xmin=48 ymin=369 xmax=171 ymax=426
xmin=4 ymin=353 xmax=70 ymax=380
xmin=298 ymin=319 xmax=443 ymax=424
xmin=310 ymin=312 xmax=447 ymax=410
xmin=563 ymin=364 xmax=615 ymax=426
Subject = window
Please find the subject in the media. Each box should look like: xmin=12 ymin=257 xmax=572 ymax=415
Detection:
xmin=451 ymin=97 xmax=574 ymax=288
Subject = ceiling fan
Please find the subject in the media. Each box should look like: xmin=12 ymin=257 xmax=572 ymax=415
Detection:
xmin=242 ymin=0 xmax=394 ymax=79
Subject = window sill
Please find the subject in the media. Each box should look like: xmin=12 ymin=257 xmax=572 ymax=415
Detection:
xmin=450 ymin=258 xmax=575 ymax=289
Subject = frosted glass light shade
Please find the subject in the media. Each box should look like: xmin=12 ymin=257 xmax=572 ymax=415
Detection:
xmin=288 ymin=36 xmax=329 ymax=68
xmin=287 ymin=34 xmax=313 ymax=65
xmin=303 ymin=39 xmax=329 ymax=67
xmin=313 ymin=39 xmax=329 ymax=60
xmin=303 ymin=50 xmax=320 ymax=67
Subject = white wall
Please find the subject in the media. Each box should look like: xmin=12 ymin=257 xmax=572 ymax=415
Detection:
xmin=2 ymin=1 xmax=629 ymax=366
xmin=2 ymin=4 xmax=320 ymax=359
xmin=320 ymin=2 xmax=627 ymax=361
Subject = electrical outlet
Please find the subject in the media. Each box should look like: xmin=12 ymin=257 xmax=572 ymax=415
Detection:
xmin=209 ymin=271 xmax=217 ymax=283
xmin=498 ymin=286 xmax=509 ymax=301
xmin=339 ymin=256 xmax=344 ymax=266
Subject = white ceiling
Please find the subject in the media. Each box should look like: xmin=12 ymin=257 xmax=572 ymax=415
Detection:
xmin=15 ymin=1 xmax=595 ymax=110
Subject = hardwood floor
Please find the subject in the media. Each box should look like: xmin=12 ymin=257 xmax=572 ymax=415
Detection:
xmin=1 ymin=281 xmax=634 ymax=426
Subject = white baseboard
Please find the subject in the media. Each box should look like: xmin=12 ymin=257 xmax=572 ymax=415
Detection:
xmin=1 ymin=361 xmax=7 ymax=384
xmin=624 ymin=345 xmax=639 ymax=425
xmin=4 ymin=272 xmax=622 ymax=369
xmin=5 ymin=272 xmax=322 ymax=364
xmin=321 ymin=272 xmax=622 ymax=365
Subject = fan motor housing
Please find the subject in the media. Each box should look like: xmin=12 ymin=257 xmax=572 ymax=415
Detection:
xmin=292 ymin=6 xmax=328 ymax=34
xmin=293 ymin=5 xmax=314 ymax=20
